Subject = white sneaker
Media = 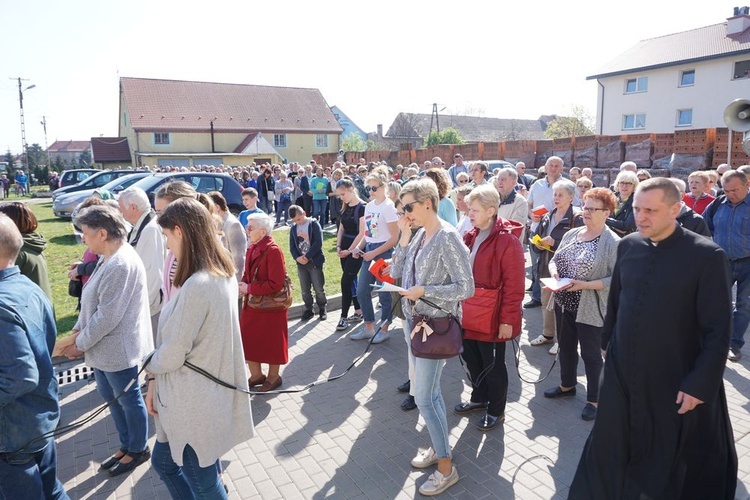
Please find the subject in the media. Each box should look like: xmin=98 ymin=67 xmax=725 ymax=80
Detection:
xmin=371 ymin=330 xmax=390 ymax=344
xmin=349 ymin=328 xmax=375 ymax=341
xmin=549 ymin=343 xmax=559 ymax=355
xmin=530 ymin=335 xmax=554 ymax=346
xmin=411 ymin=447 xmax=438 ymax=469
xmin=418 ymin=466 xmax=459 ymax=496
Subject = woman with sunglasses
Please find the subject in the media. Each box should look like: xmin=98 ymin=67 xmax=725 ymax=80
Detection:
xmin=606 ymin=171 xmax=638 ymax=236
xmin=544 ymin=188 xmax=620 ymax=422
xmin=390 ymin=178 xmax=474 ymax=496
xmin=348 ymin=167 xmax=399 ymax=343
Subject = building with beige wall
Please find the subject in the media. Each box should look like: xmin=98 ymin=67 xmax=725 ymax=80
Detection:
xmin=588 ymin=8 xmax=750 ymax=135
xmin=118 ymin=77 xmax=342 ymax=168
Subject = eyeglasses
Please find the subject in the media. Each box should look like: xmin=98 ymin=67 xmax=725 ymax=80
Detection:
xmin=402 ymin=201 xmax=420 ymax=213
xmin=367 ymin=185 xmax=381 ymax=193
xmin=458 ymin=180 xmax=468 ymax=184
xmin=618 ymin=181 xmax=634 ymax=186
xmin=582 ymin=207 xmax=609 ymax=213
xmin=397 ymin=211 xmax=405 ymax=217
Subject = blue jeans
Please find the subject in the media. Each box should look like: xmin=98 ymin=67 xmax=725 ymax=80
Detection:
xmin=731 ymin=259 xmax=750 ymax=349
xmin=355 ymin=243 xmax=393 ymax=324
xmin=530 ymin=249 xmax=541 ymax=302
xmin=152 ymin=441 xmax=227 ymax=499
xmin=405 ymin=317 xmax=451 ymax=459
xmin=259 ymin=197 xmax=273 ymax=215
xmin=0 ymin=437 xmax=69 ymax=500
xmin=312 ymin=199 xmax=327 ymax=224
xmin=93 ymin=366 xmax=148 ymax=454
xmin=275 ymin=199 xmax=291 ymax=223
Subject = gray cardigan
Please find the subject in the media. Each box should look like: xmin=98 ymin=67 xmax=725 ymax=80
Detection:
xmin=391 ymin=220 xmax=474 ymax=319
xmin=148 ymin=271 xmax=254 ymax=467
xmin=549 ymin=226 xmax=620 ymax=327
xmin=74 ymin=243 xmax=153 ymax=372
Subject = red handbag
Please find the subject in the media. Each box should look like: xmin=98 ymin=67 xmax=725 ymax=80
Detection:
xmin=461 ymin=287 xmax=501 ymax=336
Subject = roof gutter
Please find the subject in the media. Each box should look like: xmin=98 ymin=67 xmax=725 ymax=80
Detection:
xmin=597 ymin=80 xmax=605 ymax=135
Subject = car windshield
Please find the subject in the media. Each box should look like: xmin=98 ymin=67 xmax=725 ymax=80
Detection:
xmin=100 ymin=173 xmax=149 ymax=192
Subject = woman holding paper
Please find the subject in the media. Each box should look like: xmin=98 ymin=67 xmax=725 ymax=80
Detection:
xmin=530 ymin=179 xmax=583 ymax=353
xmin=544 ymin=188 xmax=620 ymax=421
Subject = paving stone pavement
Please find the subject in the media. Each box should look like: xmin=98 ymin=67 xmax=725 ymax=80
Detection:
xmin=55 ymin=263 xmax=750 ymax=499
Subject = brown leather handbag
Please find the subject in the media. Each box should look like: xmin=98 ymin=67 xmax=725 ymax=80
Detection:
xmin=246 ymin=250 xmax=293 ymax=310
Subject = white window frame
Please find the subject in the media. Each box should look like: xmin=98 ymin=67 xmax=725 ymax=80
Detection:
xmin=733 ymin=60 xmax=750 ymax=80
xmin=153 ymin=132 xmax=170 ymax=145
xmin=315 ymin=134 xmax=329 ymax=148
xmin=679 ymin=69 xmax=695 ymax=87
xmin=676 ymin=109 xmax=693 ymax=127
xmin=273 ymin=134 xmax=287 ymax=148
xmin=622 ymin=113 xmax=647 ymax=130
xmin=624 ymin=76 xmax=648 ymax=94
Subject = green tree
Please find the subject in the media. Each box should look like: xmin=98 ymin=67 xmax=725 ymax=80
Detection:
xmin=4 ymin=150 xmax=13 ymax=170
xmin=341 ymin=132 xmax=366 ymax=152
xmin=78 ymin=149 xmax=92 ymax=167
xmin=544 ymin=105 xmax=595 ymax=139
xmin=53 ymin=156 xmax=64 ymax=172
xmin=425 ymin=127 xmax=464 ymax=146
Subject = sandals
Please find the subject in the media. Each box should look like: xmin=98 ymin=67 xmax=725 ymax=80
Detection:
xmin=530 ymin=335 xmax=554 ymax=346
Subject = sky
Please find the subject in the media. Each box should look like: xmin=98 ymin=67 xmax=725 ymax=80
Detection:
xmin=0 ymin=0 xmax=739 ymax=156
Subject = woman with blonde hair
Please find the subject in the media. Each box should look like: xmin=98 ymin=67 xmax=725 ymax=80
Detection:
xmin=147 ymin=197 xmax=253 ymax=498
xmin=606 ymin=171 xmax=638 ymax=236
xmin=424 ymin=168 xmax=458 ymax=227
xmin=388 ymin=181 xmax=402 ymax=204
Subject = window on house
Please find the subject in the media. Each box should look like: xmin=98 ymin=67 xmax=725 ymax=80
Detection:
xmin=679 ymin=70 xmax=695 ymax=87
xmin=733 ymin=60 xmax=750 ymax=80
xmin=623 ymin=113 xmax=647 ymax=130
xmin=624 ymin=76 xmax=648 ymax=93
xmin=315 ymin=134 xmax=329 ymax=148
xmin=154 ymin=133 xmax=170 ymax=145
xmin=273 ymin=134 xmax=287 ymax=147
xmin=676 ymin=109 xmax=693 ymax=127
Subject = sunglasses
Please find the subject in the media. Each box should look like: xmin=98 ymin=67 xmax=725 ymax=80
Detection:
xmin=402 ymin=201 xmax=420 ymax=213
xmin=458 ymin=180 xmax=468 ymax=184
xmin=367 ymin=185 xmax=381 ymax=193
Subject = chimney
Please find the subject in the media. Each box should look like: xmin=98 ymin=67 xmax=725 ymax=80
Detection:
xmin=377 ymin=124 xmax=383 ymax=138
xmin=728 ymin=6 xmax=750 ymax=35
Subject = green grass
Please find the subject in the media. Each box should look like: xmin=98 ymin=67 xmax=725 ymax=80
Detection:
xmin=28 ymin=201 xmax=344 ymax=338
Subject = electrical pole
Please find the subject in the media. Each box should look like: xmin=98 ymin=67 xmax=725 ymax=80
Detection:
xmin=11 ymin=77 xmax=36 ymax=172
xmin=41 ymin=116 xmax=51 ymax=170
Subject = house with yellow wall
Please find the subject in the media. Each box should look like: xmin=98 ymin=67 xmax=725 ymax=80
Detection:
xmin=118 ymin=77 xmax=343 ymax=168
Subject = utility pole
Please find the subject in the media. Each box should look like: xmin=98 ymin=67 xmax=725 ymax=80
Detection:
xmin=11 ymin=77 xmax=36 ymax=172
xmin=41 ymin=116 xmax=51 ymax=170
xmin=429 ymin=103 xmax=446 ymax=136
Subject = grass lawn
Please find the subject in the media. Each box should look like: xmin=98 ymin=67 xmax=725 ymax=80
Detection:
xmin=28 ymin=202 xmax=344 ymax=338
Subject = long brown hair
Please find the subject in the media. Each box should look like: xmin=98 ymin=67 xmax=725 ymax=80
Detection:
xmin=157 ymin=198 xmax=235 ymax=287
xmin=0 ymin=202 xmax=38 ymax=234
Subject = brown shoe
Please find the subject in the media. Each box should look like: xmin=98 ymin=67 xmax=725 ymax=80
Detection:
xmin=248 ymin=375 xmax=266 ymax=388
xmin=258 ymin=376 xmax=282 ymax=392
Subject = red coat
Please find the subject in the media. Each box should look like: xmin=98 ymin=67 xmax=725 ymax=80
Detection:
xmin=462 ymin=217 xmax=525 ymax=341
xmin=240 ymin=236 xmax=289 ymax=364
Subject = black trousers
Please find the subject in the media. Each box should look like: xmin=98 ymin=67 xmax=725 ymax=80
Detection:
xmin=339 ymin=254 xmax=361 ymax=318
xmin=461 ymin=339 xmax=508 ymax=417
xmin=554 ymin=304 xmax=603 ymax=403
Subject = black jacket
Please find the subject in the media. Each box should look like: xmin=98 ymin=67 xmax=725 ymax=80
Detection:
xmin=531 ymin=205 xmax=583 ymax=279
xmin=606 ymin=195 xmax=636 ymax=236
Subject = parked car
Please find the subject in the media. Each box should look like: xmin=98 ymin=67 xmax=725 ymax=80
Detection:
xmin=59 ymin=169 xmax=101 ymax=188
xmin=128 ymin=172 xmax=244 ymax=214
xmin=52 ymin=169 xmax=143 ymax=200
xmin=53 ymin=173 xmax=151 ymax=219
xmin=484 ymin=160 xmax=516 ymax=172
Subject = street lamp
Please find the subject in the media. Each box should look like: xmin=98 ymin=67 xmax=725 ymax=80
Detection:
xmin=14 ymin=78 xmax=36 ymax=173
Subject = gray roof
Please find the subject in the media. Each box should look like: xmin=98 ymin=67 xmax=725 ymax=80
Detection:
xmin=385 ymin=113 xmax=554 ymax=142
xmin=588 ymin=22 xmax=750 ymax=80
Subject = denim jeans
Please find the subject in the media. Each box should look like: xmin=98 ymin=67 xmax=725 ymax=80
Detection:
xmin=259 ymin=198 xmax=273 ymax=215
xmin=405 ymin=317 xmax=451 ymax=459
xmin=152 ymin=441 xmax=227 ymax=500
xmin=275 ymin=199 xmax=291 ymax=224
xmin=555 ymin=304 xmax=603 ymax=402
xmin=312 ymin=199 xmax=327 ymax=224
xmin=297 ymin=262 xmax=327 ymax=313
xmin=731 ymin=259 xmax=750 ymax=349
xmin=355 ymin=243 xmax=393 ymax=324
xmin=0 ymin=437 xmax=69 ymax=500
xmin=93 ymin=366 xmax=148 ymax=454
xmin=530 ymin=249 xmax=541 ymax=302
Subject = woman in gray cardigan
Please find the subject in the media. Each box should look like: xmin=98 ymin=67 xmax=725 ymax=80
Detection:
xmin=544 ymin=188 xmax=621 ymax=422
xmin=146 ymin=197 xmax=253 ymax=499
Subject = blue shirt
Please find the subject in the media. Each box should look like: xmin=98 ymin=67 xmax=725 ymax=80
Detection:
xmin=706 ymin=192 xmax=750 ymax=260
xmin=239 ymin=208 xmax=264 ymax=228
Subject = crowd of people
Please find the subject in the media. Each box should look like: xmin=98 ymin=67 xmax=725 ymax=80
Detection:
xmin=1 ymin=153 xmax=747 ymax=498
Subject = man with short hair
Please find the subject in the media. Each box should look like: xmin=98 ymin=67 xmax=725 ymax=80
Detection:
xmin=570 ymin=177 xmax=737 ymax=499
xmin=568 ymin=167 xmax=581 ymax=182
xmin=494 ymin=168 xmax=529 ymax=238
xmin=118 ymin=187 xmax=166 ymax=340
xmin=447 ymin=154 xmax=467 ymax=187
xmin=705 ymin=170 xmax=750 ymax=361
xmin=515 ymin=162 xmax=534 ymax=190
xmin=0 ymin=214 xmax=69 ymax=500
xmin=289 ymin=205 xmax=327 ymax=321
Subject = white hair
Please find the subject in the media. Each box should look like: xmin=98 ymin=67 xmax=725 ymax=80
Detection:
xmin=247 ymin=212 xmax=273 ymax=234
xmin=552 ymin=179 xmax=577 ymax=197
xmin=119 ymin=186 xmax=151 ymax=214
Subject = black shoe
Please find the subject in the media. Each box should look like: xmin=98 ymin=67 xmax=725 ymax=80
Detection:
xmin=476 ymin=413 xmax=504 ymax=431
xmin=581 ymin=403 xmax=597 ymax=421
xmin=454 ymin=401 xmax=488 ymax=415
xmin=336 ymin=318 xmax=348 ymax=331
xmin=397 ymin=380 xmax=411 ymax=393
xmin=523 ymin=299 xmax=542 ymax=309
xmin=99 ymin=448 xmax=128 ymax=471
xmin=108 ymin=447 xmax=151 ymax=476
xmin=319 ymin=311 xmax=328 ymax=321
xmin=728 ymin=346 xmax=743 ymax=362
xmin=525 ymin=285 xmax=533 ymax=292
xmin=544 ymin=386 xmax=577 ymax=398
xmin=401 ymin=395 xmax=417 ymax=411
xmin=300 ymin=310 xmax=315 ymax=321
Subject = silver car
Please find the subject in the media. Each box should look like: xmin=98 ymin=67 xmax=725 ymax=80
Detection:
xmin=52 ymin=173 xmax=150 ymax=219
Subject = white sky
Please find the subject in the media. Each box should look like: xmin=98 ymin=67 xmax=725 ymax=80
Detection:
xmin=0 ymin=0 xmax=738 ymax=155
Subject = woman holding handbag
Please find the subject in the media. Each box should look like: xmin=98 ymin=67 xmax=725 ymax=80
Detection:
xmin=238 ymin=212 xmax=289 ymax=393
xmin=390 ymin=178 xmax=474 ymax=497
xmin=454 ymin=184 xmax=525 ymax=431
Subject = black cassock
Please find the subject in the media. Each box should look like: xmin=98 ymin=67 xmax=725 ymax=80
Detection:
xmin=569 ymin=225 xmax=737 ymax=499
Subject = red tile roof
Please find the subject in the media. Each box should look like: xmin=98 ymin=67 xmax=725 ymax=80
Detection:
xmin=233 ymin=132 xmax=259 ymax=153
xmin=120 ymin=77 xmax=343 ymax=134
xmin=91 ymin=137 xmax=131 ymax=162
xmin=588 ymin=22 xmax=750 ymax=79
xmin=47 ymin=140 xmax=90 ymax=153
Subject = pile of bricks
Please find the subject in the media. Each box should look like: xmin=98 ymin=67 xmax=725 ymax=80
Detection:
xmin=713 ymin=128 xmax=750 ymax=167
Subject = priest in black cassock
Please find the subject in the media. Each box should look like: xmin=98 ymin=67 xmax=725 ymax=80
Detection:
xmin=569 ymin=177 xmax=737 ymax=499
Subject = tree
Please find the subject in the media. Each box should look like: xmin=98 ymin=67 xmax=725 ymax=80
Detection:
xmin=425 ymin=127 xmax=464 ymax=146
xmin=78 ymin=149 xmax=92 ymax=167
xmin=341 ymin=132 xmax=366 ymax=152
xmin=544 ymin=105 xmax=595 ymax=139
xmin=53 ymin=155 xmax=64 ymax=172
xmin=4 ymin=150 xmax=13 ymax=169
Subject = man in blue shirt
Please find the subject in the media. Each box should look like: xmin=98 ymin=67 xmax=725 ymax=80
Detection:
xmin=0 ymin=214 xmax=68 ymax=499
xmin=705 ymin=169 xmax=750 ymax=361
xmin=447 ymin=154 xmax=468 ymax=187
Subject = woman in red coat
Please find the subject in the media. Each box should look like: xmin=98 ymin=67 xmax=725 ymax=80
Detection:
xmin=454 ymin=184 xmax=525 ymax=431
xmin=239 ymin=212 xmax=289 ymax=393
